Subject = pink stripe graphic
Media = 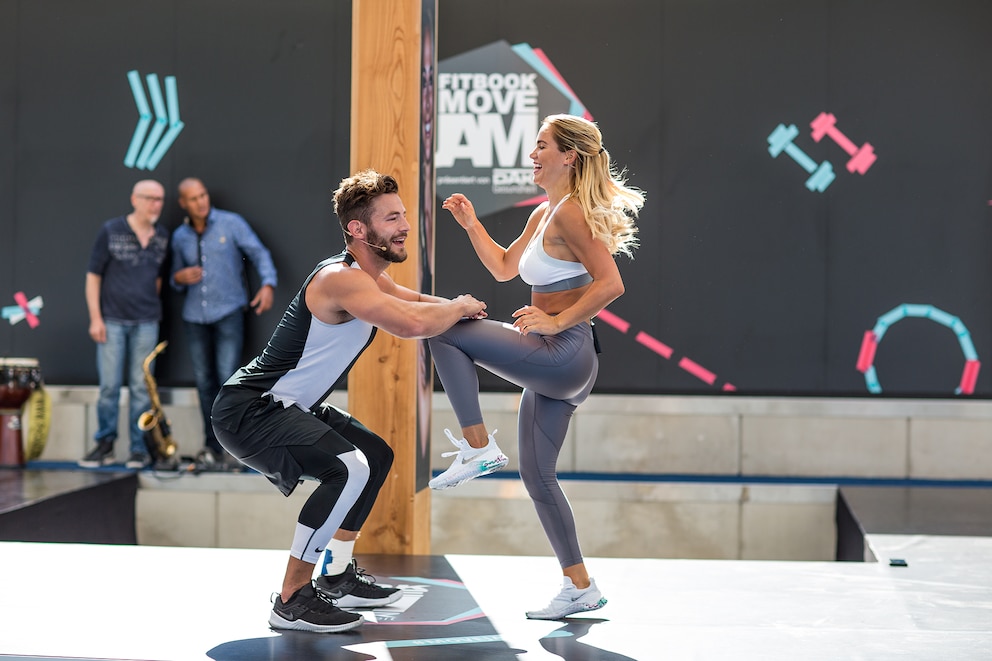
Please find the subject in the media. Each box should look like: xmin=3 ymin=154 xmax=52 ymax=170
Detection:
xmin=370 ymin=610 xmax=486 ymax=627
xmin=531 ymin=48 xmax=594 ymax=120
xmin=856 ymin=331 xmax=877 ymax=373
xmin=599 ymin=307 xmax=730 ymax=389
xmin=635 ymin=331 xmax=673 ymax=359
xmin=678 ymin=357 xmax=716 ymax=385
xmin=960 ymin=360 xmax=981 ymax=395
xmin=514 ymin=194 xmax=547 ymax=208
xmin=14 ymin=291 xmax=39 ymax=328
xmin=596 ymin=308 xmax=630 ymax=333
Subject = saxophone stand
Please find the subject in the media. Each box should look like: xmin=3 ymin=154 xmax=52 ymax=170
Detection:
xmin=138 ymin=342 xmax=179 ymax=471
xmin=151 ymin=453 xmax=181 ymax=472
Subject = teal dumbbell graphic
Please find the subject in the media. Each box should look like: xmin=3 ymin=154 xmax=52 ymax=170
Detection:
xmin=767 ymin=123 xmax=835 ymax=193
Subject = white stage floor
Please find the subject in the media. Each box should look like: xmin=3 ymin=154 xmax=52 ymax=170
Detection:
xmin=1 ymin=536 xmax=991 ymax=660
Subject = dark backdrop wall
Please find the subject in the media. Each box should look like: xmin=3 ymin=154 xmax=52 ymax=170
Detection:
xmin=0 ymin=0 xmax=352 ymax=385
xmin=434 ymin=0 xmax=992 ymax=398
xmin=1 ymin=0 xmax=991 ymax=399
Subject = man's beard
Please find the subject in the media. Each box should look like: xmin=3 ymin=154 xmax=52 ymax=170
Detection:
xmin=367 ymin=227 xmax=407 ymax=264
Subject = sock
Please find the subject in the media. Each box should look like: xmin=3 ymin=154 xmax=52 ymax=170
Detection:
xmin=322 ymin=538 xmax=356 ymax=576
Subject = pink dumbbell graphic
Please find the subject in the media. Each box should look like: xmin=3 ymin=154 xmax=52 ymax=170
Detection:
xmin=810 ymin=112 xmax=876 ymax=174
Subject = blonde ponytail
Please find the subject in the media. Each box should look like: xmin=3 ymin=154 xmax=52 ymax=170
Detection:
xmin=544 ymin=114 xmax=644 ymax=257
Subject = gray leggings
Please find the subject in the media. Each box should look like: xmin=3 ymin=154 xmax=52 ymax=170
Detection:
xmin=428 ymin=318 xmax=598 ymax=568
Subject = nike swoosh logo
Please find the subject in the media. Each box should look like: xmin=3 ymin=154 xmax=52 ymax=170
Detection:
xmin=315 ymin=547 xmax=325 ymax=553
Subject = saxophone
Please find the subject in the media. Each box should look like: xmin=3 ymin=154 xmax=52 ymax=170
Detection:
xmin=138 ymin=341 xmax=177 ymax=461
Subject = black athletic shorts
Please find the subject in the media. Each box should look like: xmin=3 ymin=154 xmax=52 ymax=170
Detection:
xmin=212 ymin=385 xmax=356 ymax=496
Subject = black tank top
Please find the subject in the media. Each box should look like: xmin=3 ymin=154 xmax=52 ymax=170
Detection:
xmin=224 ymin=251 xmax=377 ymax=412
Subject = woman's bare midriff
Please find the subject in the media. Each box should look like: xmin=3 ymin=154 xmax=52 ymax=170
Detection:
xmin=532 ymin=283 xmax=591 ymax=319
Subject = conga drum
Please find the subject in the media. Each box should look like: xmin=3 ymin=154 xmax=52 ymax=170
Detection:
xmin=0 ymin=358 xmax=42 ymax=467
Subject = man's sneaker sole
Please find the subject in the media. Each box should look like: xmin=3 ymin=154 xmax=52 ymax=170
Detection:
xmin=428 ymin=453 xmax=508 ymax=490
xmin=77 ymin=457 xmax=116 ymax=468
xmin=335 ymin=589 xmax=402 ymax=609
xmin=526 ymin=596 xmax=607 ymax=620
xmin=268 ymin=611 xmax=363 ymax=633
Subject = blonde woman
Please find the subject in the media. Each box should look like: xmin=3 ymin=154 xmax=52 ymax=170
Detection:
xmin=430 ymin=114 xmax=644 ymax=619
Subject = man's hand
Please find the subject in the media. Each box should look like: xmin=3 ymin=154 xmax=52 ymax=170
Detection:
xmin=454 ymin=294 xmax=487 ymax=319
xmin=251 ymin=285 xmax=275 ymax=315
xmin=89 ymin=319 xmax=107 ymax=344
xmin=174 ymin=266 xmax=203 ymax=285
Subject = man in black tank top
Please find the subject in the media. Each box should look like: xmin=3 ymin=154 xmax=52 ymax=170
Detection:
xmin=212 ymin=170 xmax=487 ymax=633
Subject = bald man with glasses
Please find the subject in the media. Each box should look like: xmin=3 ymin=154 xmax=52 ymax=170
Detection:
xmin=80 ymin=180 xmax=171 ymax=470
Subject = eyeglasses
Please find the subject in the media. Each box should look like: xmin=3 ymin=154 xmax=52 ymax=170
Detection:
xmin=136 ymin=195 xmax=164 ymax=202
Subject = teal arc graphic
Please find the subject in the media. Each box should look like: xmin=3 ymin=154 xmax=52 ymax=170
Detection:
xmin=856 ymin=303 xmax=981 ymax=395
xmin=124 ymin=70 xmax=185 ymax=171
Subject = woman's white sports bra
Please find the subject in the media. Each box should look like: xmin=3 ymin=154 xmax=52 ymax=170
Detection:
xmin=518 ymin=196 xmax=591 ymax=292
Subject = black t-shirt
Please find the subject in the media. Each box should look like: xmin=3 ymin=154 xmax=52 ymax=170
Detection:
xmin=87 ymin=216 xmax=170 ymax=323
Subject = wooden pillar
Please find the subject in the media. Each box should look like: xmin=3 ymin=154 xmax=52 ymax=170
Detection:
xmin=349 ymin=0 xmax=436 ymax=555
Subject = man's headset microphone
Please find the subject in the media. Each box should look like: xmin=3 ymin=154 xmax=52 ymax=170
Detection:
xmin=349 ymin=222 xmax=389 ymax=252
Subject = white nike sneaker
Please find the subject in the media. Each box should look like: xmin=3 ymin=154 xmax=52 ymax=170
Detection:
xmin=428 ymin=429 xmax=508 ymax=490
xmin=525 ymin=577 xmax=607 ymax=620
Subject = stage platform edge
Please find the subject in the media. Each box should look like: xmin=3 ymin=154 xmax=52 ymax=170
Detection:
xmin=1 ymin=540 xmax=991 ymax=660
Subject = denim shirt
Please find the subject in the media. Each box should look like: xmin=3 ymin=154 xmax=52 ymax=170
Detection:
xmin=170 ymin=207 xmax=277 ymax=324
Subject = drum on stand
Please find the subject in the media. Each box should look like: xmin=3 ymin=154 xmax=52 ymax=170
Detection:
xmin=0 ymin=358 xmax=42 ymax=467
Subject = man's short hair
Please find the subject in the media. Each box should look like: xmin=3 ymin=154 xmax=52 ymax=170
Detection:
xmin=333 ymin=170 xmax=399 ymax=235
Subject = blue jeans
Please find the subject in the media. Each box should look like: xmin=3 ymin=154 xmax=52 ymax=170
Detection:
xmin=185 ymin=310 xmax=245 ymax=453
xmin=95 ymin=321 xmax=159 ymax=454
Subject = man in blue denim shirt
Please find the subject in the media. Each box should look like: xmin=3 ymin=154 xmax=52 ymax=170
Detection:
xmin=170 ymin=178 xmax=277 ymax=467
xmin=81 ymin=179 xmax=170 ymax=469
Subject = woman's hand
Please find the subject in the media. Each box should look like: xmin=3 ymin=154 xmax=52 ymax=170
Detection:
xmin=512 ymin=304 xmax=559 ymax=335
xmin=442 ymin=193 xmax=480 ymax=230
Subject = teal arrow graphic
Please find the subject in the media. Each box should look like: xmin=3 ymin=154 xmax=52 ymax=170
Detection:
xmin=124 ymin=70 xmax=184 ymax=170
xmin=124 ymin=70 xmax=152 ymax=168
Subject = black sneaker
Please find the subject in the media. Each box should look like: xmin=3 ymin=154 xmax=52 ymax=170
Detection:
xmin=153 ymin=455 xmax=180 ymax=471
xmin=195 ymin=448 xmax=244 ymax=473
xmin=78 ymin=442 xmax=115 ymax=467
xmin=268 ymin=581 xmax=363 ymax=633
xmin=125 ymin=452 xmax=151 ymax=469
xmin=316 ymin=560 xmax=402 ymax=608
